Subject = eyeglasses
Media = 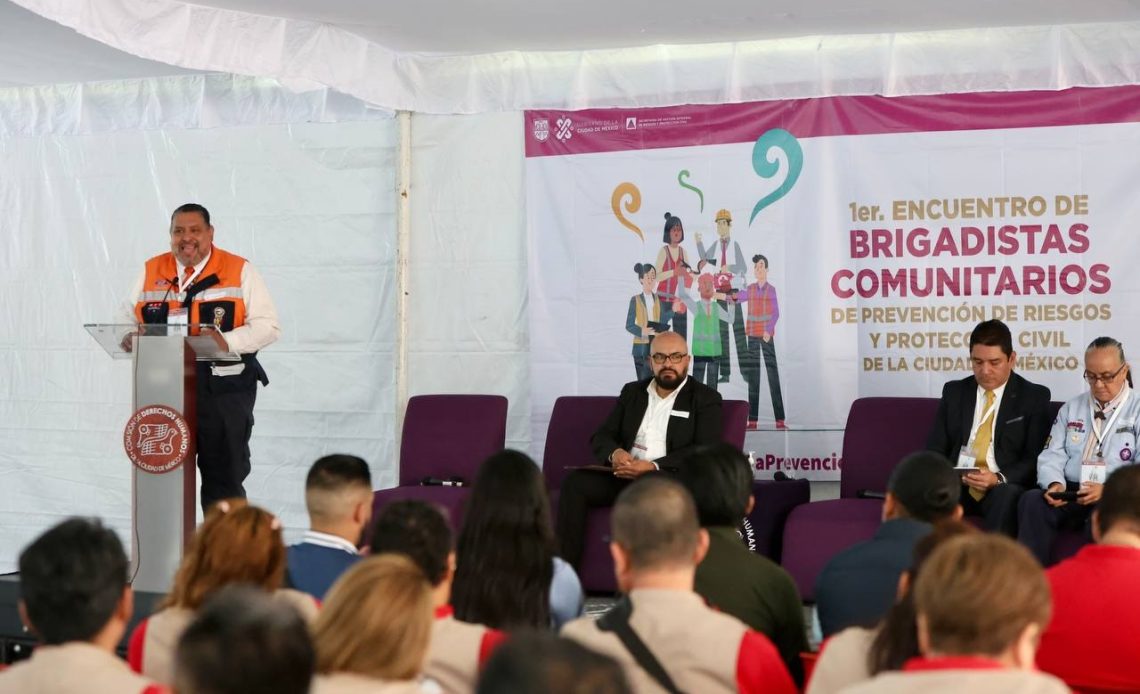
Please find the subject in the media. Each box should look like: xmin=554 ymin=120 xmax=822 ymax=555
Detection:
xmin=1084 ymin=363 xmax=1127 ymax=385
xmin=650 ymin=352 xmax=689 ymax=365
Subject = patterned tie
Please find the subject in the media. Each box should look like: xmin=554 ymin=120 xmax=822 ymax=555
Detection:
xmin=182 ymin=264 xmax=196 ymax=290
xmin=969 ymin=389 xmax=995 ymax=501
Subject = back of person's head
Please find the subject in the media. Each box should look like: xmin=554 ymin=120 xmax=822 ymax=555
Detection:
xmin=476 ymin=631 xmax=632 ymax=694
xmin=611 ymin=476 xmax=702 ymax=573
xmin=1095 ymin=465 xmax=1140 ymax=538
xmin=885 ymin=452 xmax=961 ymax=523
xmin=914 ymin=534 xmax=1050 ymax=661
xmin=370 ymin=500 xmax=453 ymax=586
xmin=304 ymin=454 xmax=373 ymax=524
xmin=314 ymin=554 xmax=433 ymax=681
xmin=174 ymin=585 xmax=314 ymax=694
xmin=868 ymin=520 xmax=978 ymax=674
xmin=165 ymin=503 xmax=285 ymax=609
xmin=968 ymin=319 xmax=1013 ymax=356
xmin=678 ymin=443 xmax=752 ymax=527
xmin=18 ymin=518 xmax=128 ymax=645
xmin=452 ymin=449 xmax=554 ymax=629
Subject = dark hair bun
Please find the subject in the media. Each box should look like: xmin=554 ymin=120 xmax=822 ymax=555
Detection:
xmin=664 ymin=212 xmax=672 ymax=220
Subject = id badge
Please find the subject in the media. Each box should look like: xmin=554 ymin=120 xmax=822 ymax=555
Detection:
xmin=1080 ymin=458 xmax=1107 ymax=485
xmin=167 ymin=307 xmax=189 ymax=326
xmin=632 ymin=433 xmax=649 ymax=461
xmin=956 ymin=444 xmax=978 ymax=470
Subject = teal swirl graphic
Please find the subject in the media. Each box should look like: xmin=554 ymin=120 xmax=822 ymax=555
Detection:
xmin=677 ymin=170 xmax=704 ymax=212
xmin=750 ymin=129 xmax=803 ymax=225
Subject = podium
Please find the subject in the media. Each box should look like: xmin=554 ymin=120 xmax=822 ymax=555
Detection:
xmin=85 ymin=323 xmax=239 ymax=593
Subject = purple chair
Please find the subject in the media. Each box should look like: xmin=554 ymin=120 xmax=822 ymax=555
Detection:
xmin=371 ymin=394 xmax=508 ymax=529
xmin=780 ymin=397 xmax=942 ymax=601
xmin=544 ymin=397 xmax=770 ymax=593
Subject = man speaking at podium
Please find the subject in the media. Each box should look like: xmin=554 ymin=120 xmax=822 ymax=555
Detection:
xmin=124 ymin=203 xmax=280 ymax=509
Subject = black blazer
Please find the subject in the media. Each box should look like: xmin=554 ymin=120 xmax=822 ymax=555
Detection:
xmin=591 ymin=377 xmax=724 ymax=473
xmin=925 ymin=371 xmax=1052 ymax=488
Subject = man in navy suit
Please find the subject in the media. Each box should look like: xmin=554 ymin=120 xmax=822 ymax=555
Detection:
xmin=556 ymin=331 xmax=723 ymax=570
xmin=926 ymin=319 xmax=1052 ymax=536
xmin=285 ymin=454 xmax=373 ymax=599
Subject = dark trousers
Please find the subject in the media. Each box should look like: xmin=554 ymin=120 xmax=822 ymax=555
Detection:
xmin=633 ymin=344 xmax=652 ymax=380
xmin=1018 ymin=483 xmax=1094 ymax=565
xmin=668 ymin=306 xmax=688 ymax=338
xmin=743 ymin=336 xmax=785 ymax=421
xmin=692 ymin=356 xmax=720 ymax=389
xmin=557 ymin=469 xmax=633 ymax=570
xmin=717 ymin=299 xmax=747 ymax=381
xmin=960 ymin=481 xmax=1026 ymax=537
xmin=196 ymin=365 xmax=257 ymax=511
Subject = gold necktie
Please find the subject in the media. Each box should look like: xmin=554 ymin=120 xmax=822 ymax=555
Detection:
xmin=969 ymin=389 xmax=995 ymax=501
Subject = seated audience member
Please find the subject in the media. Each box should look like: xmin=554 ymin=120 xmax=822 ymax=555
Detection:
xmin=815 ymin=451 xmax=962 ymax=638
xmin=678 ymin=442 xmax=808 ymax=685
xmin=129 ymin=501 xmax=318 ymax=684
xmin=311 ymin=554 xmax=434 ymax=694
xmin=557 ymin=331 xmax=724 ymax=571
xmin=1035 ymin=464 xmax=1140 ymax=690
xmin=287 ymin=454 xmax=372 ymax=600
xmin=0 ymin=518 xmax=166 ymax=694
xmin=452 ymin=450 xmax=583 ymax=630
xmin=173 ymin=585 xmax=314 ymax=694
xmin=926 ymin=319 xmax=1052 ymax=535
xmin=371 ymin=499 xmax=507 ymax=692
xmin=806 ymin=521 xmax=976 ymax=694
xmin=1019 ymin=336 xmax=1139 ymax=564
xmin=839 ymin=534 xmax=1068 ymax=694
xmin=476 ymin=631 xmax=631 ymax=694
xmin=561 ymin=476 xmax=795 ymax=694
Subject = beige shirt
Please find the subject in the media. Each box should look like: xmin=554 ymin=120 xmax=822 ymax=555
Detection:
xmin=561 ymin=589 xmax=746 ymax=694
xmin=839 ymin=668 xmax=1070 ymax=694
xmin=311 ymin=672 xmax=428 ymax=694
xmin=0 ymin=642 xmax=160 ymax=694
xmin=425 ymin=615 xmax=487 ymax=694
xmin=139 ymin=589 xmax=319 ymax=684
xmin=807 ymin=626 xmax=876 ymax=694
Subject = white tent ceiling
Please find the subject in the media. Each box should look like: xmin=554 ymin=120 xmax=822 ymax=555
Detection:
xmin=5 ymin=0 xmax=1140 ymax=111
xmin=89 ymin=0 xmax=1140 ymax=53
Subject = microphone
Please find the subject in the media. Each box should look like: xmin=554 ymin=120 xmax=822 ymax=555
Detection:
xmin=141 ymin=275 xmax=179 ymax=324
xmin=420 ymin=476 xmax=466 ymax=487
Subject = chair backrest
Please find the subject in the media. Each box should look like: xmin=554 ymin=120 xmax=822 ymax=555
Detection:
xmin=541 ymin=396 xmax=618 ymax=491
xmin=840 ymin=397 xmax=942 ymax=499
xmin=721 ymin=399 xmax=748 ymax=449
xmin=399 ymin=394 xmax=508 ymax=486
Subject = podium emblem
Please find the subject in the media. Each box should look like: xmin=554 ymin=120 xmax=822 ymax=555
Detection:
xmin=124 ymin=405 xmax=191 ymax=473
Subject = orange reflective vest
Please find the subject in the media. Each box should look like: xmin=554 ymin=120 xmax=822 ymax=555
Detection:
xmin=133 ymin=247 xmax=248 ymax=330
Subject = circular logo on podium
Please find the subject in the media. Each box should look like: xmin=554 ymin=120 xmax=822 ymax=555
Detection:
xmin=124 ymin=405 xmax=191 ymax=474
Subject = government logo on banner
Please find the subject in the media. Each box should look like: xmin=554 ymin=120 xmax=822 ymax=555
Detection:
xmin=123 ymin=405 xmax=191 ymax=474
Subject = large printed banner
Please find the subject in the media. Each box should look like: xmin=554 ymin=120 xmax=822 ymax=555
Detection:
xmin=525 ymin=86 xmax=1140 ymax=480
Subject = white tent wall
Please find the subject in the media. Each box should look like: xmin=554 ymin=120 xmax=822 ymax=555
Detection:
xmin=0 ymin=75 xmax=398 ymax=572
xmin=407 ymin=112 xmax=531 ymax=450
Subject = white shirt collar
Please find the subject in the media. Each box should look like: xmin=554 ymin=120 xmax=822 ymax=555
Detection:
xmin=302 ymin=530 xmax=360 ymax=555
xmin=177 ymin=250 xmax=212 ymax=289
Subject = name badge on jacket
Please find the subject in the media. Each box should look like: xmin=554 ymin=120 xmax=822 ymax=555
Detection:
xmin=670 ymin=410 xmax=690 ymax=419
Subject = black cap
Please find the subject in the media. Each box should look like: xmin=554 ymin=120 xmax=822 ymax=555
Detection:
xmin=887 ymin=451 xmax=960 ymax=522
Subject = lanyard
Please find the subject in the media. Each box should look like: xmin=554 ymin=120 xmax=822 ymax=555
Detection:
xmin=1091 ymin=389 xmax=1130 ymax=457
xmin=180 ymin=263 xmax=204 ymax=293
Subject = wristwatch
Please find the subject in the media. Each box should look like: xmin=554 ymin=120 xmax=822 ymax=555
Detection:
xmin=995 ymin=472 xmax=1007 ymax=484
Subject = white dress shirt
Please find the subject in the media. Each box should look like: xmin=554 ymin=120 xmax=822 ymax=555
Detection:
xmin=633 ymin=376 xmax=689 ymax=463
